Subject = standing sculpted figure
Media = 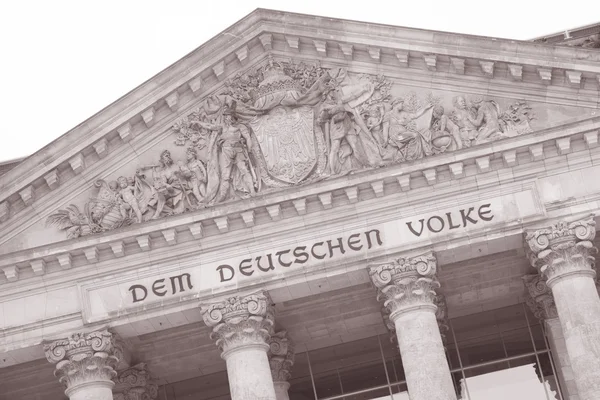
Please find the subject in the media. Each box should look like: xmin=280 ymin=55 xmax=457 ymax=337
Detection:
xmin=430 ymin=105 xmax=462 ymax=150
xmin=179 ymin=147 xmax=207 ymax=204
xmin=136 ymin=150 xmax=186 ymax=219
xmin=116 ymin=176 xmax=143 ymax=223
xmin=450 ymin=96 xmax=479 ymax=145
xmin=191 ymin=106 xmax=258 ymax=203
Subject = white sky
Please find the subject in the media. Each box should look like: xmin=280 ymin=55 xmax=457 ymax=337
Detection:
xmin=0 ymin=0 xmax=598 ymax=162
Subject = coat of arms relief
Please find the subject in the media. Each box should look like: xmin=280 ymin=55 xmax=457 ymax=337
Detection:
xmin=48 ymin=56 xmax=535 ymax=238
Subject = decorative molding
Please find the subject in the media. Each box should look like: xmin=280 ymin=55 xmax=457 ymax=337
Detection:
xmin=161 ymin=229 xmax=177 ymax=245
xmin=313 ymin=39 xmax=327 ymax=56
xmin=117 ymin=122 xmax=133 ymax=142
xmin=43 ymin=330 xmax=122 ymax=390
xmin=369 ymin=252 xmax=440 ymax=318
xmin=268 ymin=330 xmax=295 ymax=383
xmin=339 ymin=43 xmax=353 ymax=60
xmin=479 ymin=60 xmax=494 ymax=78
xmin=259 ymin=33 xmax=273 ymax=51
xmin=113 ymin=363 xmax=158 ymax=400
xmin=266 ymin=204 xmax=281 ymax=221
xmin=141 ymin=107 xmax=155 ymax=128
xmin=188 ymin=76 xmax=203 ymax=95
xmin=367 ymin=47 xmax=381 ymax=62
xmin=93 ymin=138 xmax=108 ymax=158
xmin=395 ymin=50 xmax=408 ymax=67
xmin=69 ymin=154 xmax=85 ymax=174
xmin=508 ymin=64 xmax=523 ymax=81
xmin=235 ymin=45 xmax=249 ymax=66
xmin=537 ymin=67 xmax=552 ymax=84
xmin=450 ymin=57 xmax=465 ymax=75
xmin=44 ymin=170 xmax=60 ymax=190
xmin=523 ymin=274 xmax=557 ymax=320
xmin=285 ymin=36 xmax=300 ymax=52
xmin=423 ymin=54 xmax=437 ymax=71
xmin=212 ymin=61 xmax=226 ymax=81
xmin=2 ymin=266 xmax=18 ymax=282
xmin=240 ymin=210 xmax=255 ymax=227
xmin=19 ymin=186 xmax=34 ymax=206
xmin=318 ymin=192 xmax=332 ymax=209
xmin=525 ymin=216 xmax=597 ymax=286
xmin=201 ymin=291 xmax=274 ymax=354
xmin=31 ymin=259 xmax=46 ymax=275
xmin=292 ymin=198 xmax=307 ymax=215
xmin=165 ymin=92 xmax=179 ymax=111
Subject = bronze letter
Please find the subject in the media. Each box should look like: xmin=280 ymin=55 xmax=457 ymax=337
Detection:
xmin=478 ymin=203 xmax=494 ymax=221
xmin=365 ymin=229 xmax=383 ymax=249
xmin=293 ymin=246 xmax=309 ymax=264
xmin=239 ymin=258 xmax=254 ymax=276
xmin=152 ymin=279 xmax=167 ymax=297
xmin=326 ymin=238 xmax=346 ymax=258
xmin=347 ymin=233 xmax=363 ymax=251
xmin=426 ymin=216 xmax=445 ymax=233
xmin=217 ymin=265 xmax=235 ymax=282
xmin=446 ymin=212 xmax=460 ymax=230
xmin=129 ymin=284 xmax=148 ymax=303
xmin=170 ymin=273 xmax=193 ymax=294
xmin=460 ymin=207 xmax=478 ymax=226
xmin=311 ymin=242 xmax=327 ymax=260
xmin=406 ymin=220 xmax=425 ymax=237
xmin=256 ymin=254 xmax=275 ymax=272
xmin=276 ymin=249 xmax=292 ymax=267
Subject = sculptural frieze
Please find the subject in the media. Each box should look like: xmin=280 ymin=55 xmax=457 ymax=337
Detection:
xmin=48 ymin=56 xmax=536 ymax=238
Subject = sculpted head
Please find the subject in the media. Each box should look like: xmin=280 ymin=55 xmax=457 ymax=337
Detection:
xmin=391 ymin=98 xmax=404 ymax=111
xmin=186 ymin=147 xmax=197 ymax=161
xmin=433 ymin=105 xmax=444 ymax=118
xmin=160 ymin=150 xmax=173 ymax=166
xmin=453 ymin=96 xmax=467 ymax=110
xmin=117 ymin=176 xmax=129 ymax=189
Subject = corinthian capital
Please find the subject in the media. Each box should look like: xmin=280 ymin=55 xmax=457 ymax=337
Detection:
xmin=43 ymin=330 xmax=122 ymax=390
xmin=525 ymin=216 xmax=597 ymax=285
xmin=369 ymin=252 xmax=440 ymax=317
xmin=201 ymin=291 xmax=274 ymax=354
xmin=522 ymin=274 xmax=558 ymax=320
xmin=268 ymin=330 xmax=295 ymax=383
xmin=113 ymin=363 xmax=158 ymax=400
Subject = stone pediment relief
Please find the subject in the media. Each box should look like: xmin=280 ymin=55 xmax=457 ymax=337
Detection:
xmin=47 ymin=57 xmax=538 ymax=239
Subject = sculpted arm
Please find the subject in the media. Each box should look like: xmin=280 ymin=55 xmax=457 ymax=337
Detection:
xmin=470 ymin=108 xmax=484 ymax=127
xmin=191 ymin=120 xmax=223 ymax=132
xmin=240 ymin=126 xmax=253 ymax=149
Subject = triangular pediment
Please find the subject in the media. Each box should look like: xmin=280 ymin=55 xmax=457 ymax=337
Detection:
xmin=1 ymin=9 xmax=599 ymax=262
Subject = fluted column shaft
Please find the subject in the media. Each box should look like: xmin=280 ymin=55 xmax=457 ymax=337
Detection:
xmin=43 ymin=330 xmax=122 ymax=400
xmin=526 ymin=216 xmax=600 ymax=400
xmin=370 ymin=252 xmax=456 ymax=400
xmin=202 ymin=291 xmax=277 ymax=400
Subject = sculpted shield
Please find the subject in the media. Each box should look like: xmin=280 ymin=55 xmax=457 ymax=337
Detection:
xmin=250 ymin=106 xmax=316 ymax=184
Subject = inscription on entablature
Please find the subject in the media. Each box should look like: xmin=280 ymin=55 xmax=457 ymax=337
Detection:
xmin=48 ymin=57 xmax=534 ymax=239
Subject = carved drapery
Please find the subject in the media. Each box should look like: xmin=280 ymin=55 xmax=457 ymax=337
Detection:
xmin=525 ymin=216 xmax=597 ymax=286
xmin=523 ymin=274 xmax=558 ymax=320
xmin=370 ymin=252 xmax=440 ymax=318
xmin=268 ymin=330 xmax=295 ymax=383
xmin=48 ymin=56 xmax=536 ymax=239
xmin=113 ymin=363 xmax=158 ymax=400
xmin=43 ymin=330 xmax=122 ymax=390
xmin=201 ymin=291 xmax=275 ymax=354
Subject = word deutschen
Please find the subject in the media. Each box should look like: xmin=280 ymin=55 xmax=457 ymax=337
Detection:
xmin=217 ymin=229 xmax=383 ymax=282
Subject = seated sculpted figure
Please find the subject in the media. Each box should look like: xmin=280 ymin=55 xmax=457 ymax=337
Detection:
xmin=382 ymin=98 xmax=434 ymax=162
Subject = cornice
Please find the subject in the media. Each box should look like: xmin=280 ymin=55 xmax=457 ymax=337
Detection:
xmin=0 ymin=115 xmax=598 ymax=286
xmin=1 ymin=9 xmax=599 ymax=227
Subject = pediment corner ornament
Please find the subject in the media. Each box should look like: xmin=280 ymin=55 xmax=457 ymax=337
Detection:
xmin=47 ymin=56 xmax=536 ymax=239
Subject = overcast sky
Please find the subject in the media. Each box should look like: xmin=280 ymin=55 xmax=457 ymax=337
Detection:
xmin=0 ymin=0 xmax=598 ymax=162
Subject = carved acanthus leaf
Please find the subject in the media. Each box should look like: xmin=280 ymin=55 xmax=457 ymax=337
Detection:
xmin=370 ymin=252 xmax=440 ymax=316
xmin=201 ymin=291 xmax=275 ymax=353
xmin=43 ymin=330 xmax=122 ymax=389
xmin=268 ymin=330 xmax=295 ymax=383
xmin=113 ymin=363 xmax=158 ymax=400
xmin=525 ymin=216 xmax=597 ymax=284
xmin=522 ymin=274 xmax=558 ymax=320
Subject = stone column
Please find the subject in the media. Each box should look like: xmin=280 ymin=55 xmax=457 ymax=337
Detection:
xmin=202 ymin=291 xmax=277 ymax=400
xmin=113 ymin=363 xmax=158 ymax=400
xmin=269 ymin=331 xmax=295 ymax=400
xmin=524 ymin=274 xmax=578 ymax=400
xmin=526 ymin=216 xmax=600 ymax=400
xmin=43 ymin=330 xmax=122 ymax=400
xmin=370 ymin=252 xmax=457 ymax=400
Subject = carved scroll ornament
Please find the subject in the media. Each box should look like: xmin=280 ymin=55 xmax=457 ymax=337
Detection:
xmin=48 ymin=57 xmax=536 ymax=238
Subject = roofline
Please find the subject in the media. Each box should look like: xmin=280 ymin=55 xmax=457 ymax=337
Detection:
xmin=530 ymin=21 xmax=600 ymax=41
xmin=2 ymin=8 xmax=600 ymax=204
